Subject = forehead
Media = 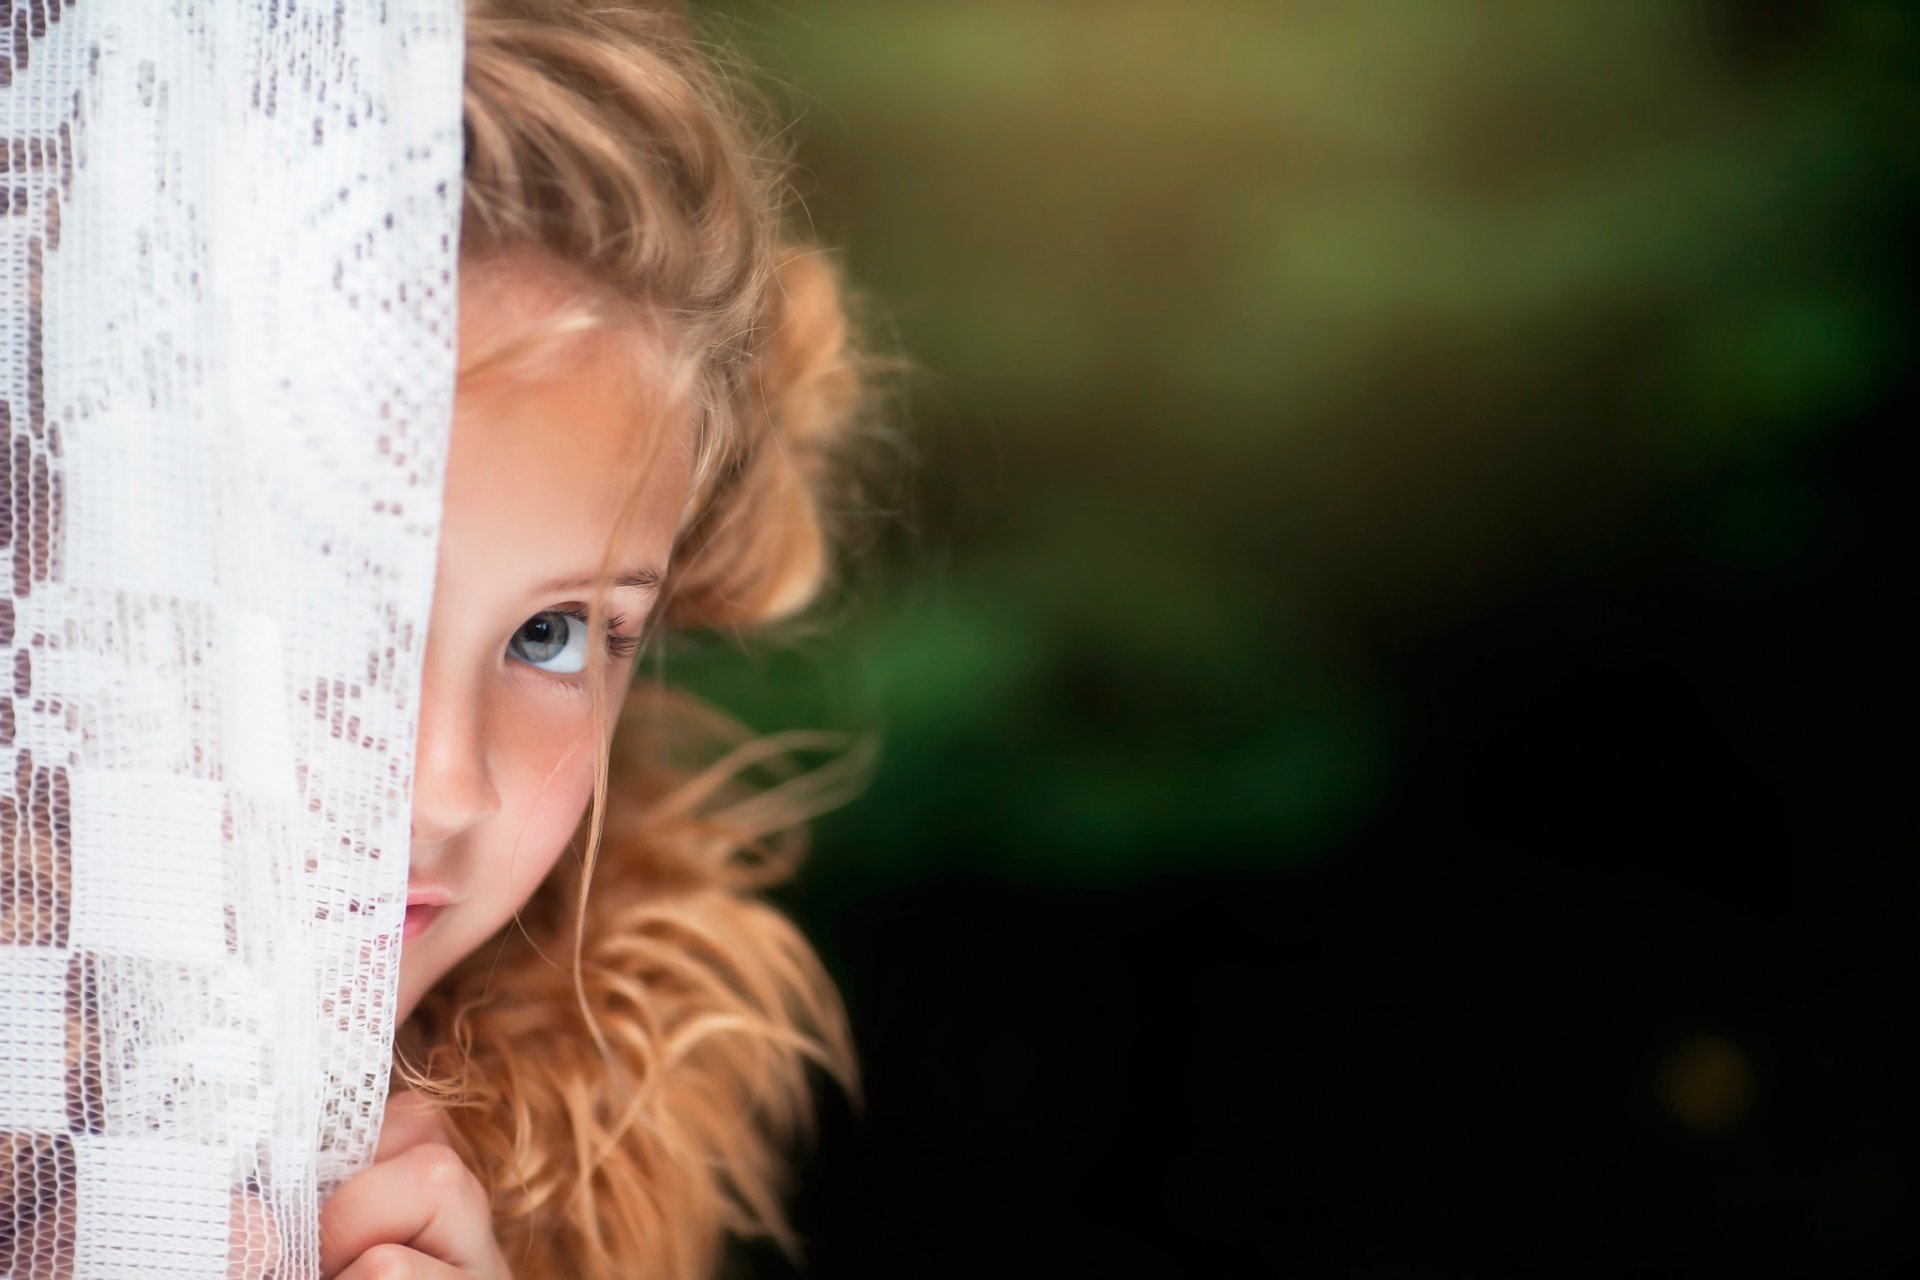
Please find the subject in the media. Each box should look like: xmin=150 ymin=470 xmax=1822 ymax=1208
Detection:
xmin=443 ymin=258 xmax=694 ymax=569
xmin=457 ymin=250 xmax=640 ymax=384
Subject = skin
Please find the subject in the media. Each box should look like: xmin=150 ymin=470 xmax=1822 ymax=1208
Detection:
xmin=318 ymin=258 xmax=697 ymax=1279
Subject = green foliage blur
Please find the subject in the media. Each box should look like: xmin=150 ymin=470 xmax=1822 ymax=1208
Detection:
xmin=671 ymin=0 xmax=1916 ymax=888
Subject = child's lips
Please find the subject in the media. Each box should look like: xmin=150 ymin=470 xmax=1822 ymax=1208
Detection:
xmin=402 ymin=900 xmax=448 ymax=943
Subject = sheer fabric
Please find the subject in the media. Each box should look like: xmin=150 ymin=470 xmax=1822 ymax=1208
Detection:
xmin=1 ymin=3 xmax=462 ymax=1275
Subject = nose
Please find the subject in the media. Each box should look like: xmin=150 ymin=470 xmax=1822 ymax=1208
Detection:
xmin=409 ymin=656 xmax=501 ymax=850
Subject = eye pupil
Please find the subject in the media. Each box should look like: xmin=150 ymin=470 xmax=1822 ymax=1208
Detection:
xmin=513 ymin=612 xmax=570 ymax=663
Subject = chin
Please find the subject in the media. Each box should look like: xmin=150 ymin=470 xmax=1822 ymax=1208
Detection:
xmin=393 ymin=954 xmax=442 ymax=1030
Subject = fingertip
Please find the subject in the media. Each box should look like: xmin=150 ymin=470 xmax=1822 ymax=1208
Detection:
xmin=338 ymin=1242 xmax=430 ymax=1280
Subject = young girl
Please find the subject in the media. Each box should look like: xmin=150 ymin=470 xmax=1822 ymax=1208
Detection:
xmin=313 ymin=3 xmax=869 ymax=1276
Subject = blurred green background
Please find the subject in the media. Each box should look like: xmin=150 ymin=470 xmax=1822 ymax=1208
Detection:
xmin=668 ymin=2 xmax=1919 ymax=1273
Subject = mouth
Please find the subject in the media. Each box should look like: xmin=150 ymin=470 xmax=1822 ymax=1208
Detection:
xmin=402 ymin=892 xmax=452 ymax=944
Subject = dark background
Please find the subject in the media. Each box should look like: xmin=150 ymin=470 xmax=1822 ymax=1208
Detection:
xmin=670 ymin=2 xmax=1920 ymax=1273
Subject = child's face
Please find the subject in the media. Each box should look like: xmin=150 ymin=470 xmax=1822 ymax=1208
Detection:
xmin=394 ymin=263 xmax=695 ymax=1023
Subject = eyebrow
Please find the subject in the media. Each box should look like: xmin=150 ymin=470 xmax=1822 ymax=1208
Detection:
xmin=536 ymin=566 xmax=663 ymax=595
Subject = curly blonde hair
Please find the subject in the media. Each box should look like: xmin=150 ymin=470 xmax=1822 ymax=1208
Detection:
xmin=397 ymin=4 xmax=871 ymax=1277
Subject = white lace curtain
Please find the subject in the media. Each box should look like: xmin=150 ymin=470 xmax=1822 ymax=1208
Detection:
xmin=1 ymin=3 xmax=462 ymax=1276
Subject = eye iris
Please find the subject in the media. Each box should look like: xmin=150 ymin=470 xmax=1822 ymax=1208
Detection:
xmin=515 ymin=613 xmax=569 ymax=663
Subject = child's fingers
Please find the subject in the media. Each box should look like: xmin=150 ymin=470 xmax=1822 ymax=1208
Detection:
xmin=318 ymin=1144 xmax=508 ymax=1280
xmin=334 ymin=1243 xmax=466 ymax=1279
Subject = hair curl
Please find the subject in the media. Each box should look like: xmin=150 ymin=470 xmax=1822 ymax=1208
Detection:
xmin=399 ymin=4 xmax=872 ymax=1277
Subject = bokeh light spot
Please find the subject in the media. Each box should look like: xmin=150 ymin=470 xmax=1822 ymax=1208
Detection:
xmin=1662 ymin=1033 xmax=1756 ymax=1133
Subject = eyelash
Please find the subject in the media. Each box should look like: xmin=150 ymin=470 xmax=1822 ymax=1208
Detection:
xmin=550 ymin=605 xmax=643 ymax=661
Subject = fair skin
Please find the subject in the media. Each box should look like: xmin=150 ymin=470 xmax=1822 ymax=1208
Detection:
xmin=316 ymin=260 xmax=696 ymax=1279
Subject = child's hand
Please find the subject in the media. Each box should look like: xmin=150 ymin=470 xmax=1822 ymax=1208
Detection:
xmin=318 ymin=1089 xmax=513 ymax=1279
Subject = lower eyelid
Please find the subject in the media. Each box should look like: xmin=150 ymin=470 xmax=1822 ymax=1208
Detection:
xmin=505 ymin=662 xmax=584 ymax=698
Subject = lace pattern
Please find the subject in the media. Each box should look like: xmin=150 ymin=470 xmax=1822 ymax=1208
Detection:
xmin=1 ymin=3 xmax=461 ymax=1275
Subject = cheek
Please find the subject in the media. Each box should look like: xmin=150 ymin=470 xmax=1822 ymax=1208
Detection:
xmin=492 ymin=707 xmax=601 ymax=902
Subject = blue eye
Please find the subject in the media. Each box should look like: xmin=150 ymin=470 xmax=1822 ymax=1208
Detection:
xmin=508 ymin=610 xmax=590 ymax=675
